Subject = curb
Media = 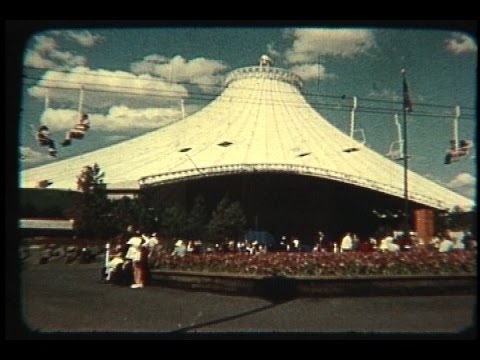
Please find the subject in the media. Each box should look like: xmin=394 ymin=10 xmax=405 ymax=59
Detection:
xmin=151 ymin=270 xmax=477 ymax=300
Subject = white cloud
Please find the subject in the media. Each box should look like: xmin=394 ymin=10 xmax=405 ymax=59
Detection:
xmin=143 ymin=54 xmax=170 ymax=64
xmin=99 ymin=105 xmax=182 ymax=131
xmin=131 ymin=55 xmax=228 ymax=92
xmin=367 ymin=88 xmax=400 ymax=102
xmin=284 ymin=28 xmax=376 ymax=64
xmin=24 ymin=49 xmax=57 ymax=69
xmin=190 ymin=74 xmax=226 ymax=92
xmin=447 ymin=172 xmax=476 ymax=199
xmin=40 ymin=105 xmax=182 ymax=132
xmin=445 ymin=33 xmax=477 ymax=54
xmin=425 ymin=172 xmax=475 ymax=200
xmin=267 ymin=43 xmax=281 ymax=60
xmin=289 ymin=63 xmax=333 ymax=81
xmin=24 ymin=35 xmax=87 ymax=70
xmin=63 ymin=30 xmax=105 ymax=47
xmin=33 ymin=35 xmax=57 ymax=52
xmin=28 ymin=66 xmax=189 ymax=109
xmin=49 ymin=48 xmax=86 ymax=66
xmin=447 ymin=172 xmax=476 ymax=188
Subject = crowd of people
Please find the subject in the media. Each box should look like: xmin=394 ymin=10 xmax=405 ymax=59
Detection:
xmin=338 ymin=230 xmax=475 ymax=253
xmin=104 ymin=227 xmax=159 ymax=289
xmin=103 ymin=226 xmax=476 ymax=289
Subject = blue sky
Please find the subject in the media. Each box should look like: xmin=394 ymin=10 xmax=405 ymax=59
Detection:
xmin=19 ymin=26 xmax=477 ymax=200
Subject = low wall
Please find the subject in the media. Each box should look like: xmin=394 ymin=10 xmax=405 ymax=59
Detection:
xmin=151 ymin=271 xmax=263 ymax=296
xmin=151 ymin=270 xmax=477 ymax=300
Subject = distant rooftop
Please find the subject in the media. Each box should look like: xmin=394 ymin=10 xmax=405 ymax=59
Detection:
xmin=19 ymin=218 xmax=74 ymax=230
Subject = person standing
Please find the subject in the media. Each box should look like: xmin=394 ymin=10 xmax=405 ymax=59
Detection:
xmin=340 ymin=232 xmax=353 ymax=252
xmin=314 ymin=231 xmax=325 ymax=252
xmin=126 ymin=232 xmax=146 ymax=289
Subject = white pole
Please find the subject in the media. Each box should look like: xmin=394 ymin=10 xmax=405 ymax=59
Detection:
xmin=394 ymin=113 xmax=403 ymax=156
xmin=41 ymin=90 xmax=50 ymax=126
xmin=350 ymin=96 xmax=357 ymax=138
xmin=453 ymin=105 xmax=460 ymax=150
xmin=104 ymin=242 xmax=110 ymax=281
xmin=181 ymin=99 xmax=185 ymax=120
xmin=44 ymin=89 xmax=49 ymax=111
xmin=78 ymin=86 xmax=84 ymax=115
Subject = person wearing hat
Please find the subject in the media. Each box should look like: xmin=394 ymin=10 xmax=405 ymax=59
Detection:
xmin=126 ymin=232 xmax=146 ymax=288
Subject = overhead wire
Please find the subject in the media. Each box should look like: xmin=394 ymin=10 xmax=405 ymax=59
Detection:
xmin=22 ymin=79 xmax=476 ymax=122
xmin=22 ymin=65 xmax=475 ymax=174
xmin=22 ymin=66 xmax=476 ymax=114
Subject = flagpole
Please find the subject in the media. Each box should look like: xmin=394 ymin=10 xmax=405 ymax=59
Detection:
xmin=401 ymin=69 xmax=410 ymax=241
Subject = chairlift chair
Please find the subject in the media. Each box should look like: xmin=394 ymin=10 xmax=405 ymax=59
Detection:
xmin=386 ymin=140 xmax=405 ymax=161
xmin=32 ymin=92 xmax=57 ymax=157
xmin=386 ymin=114 xmax=409 ymax=161
xmin=444 ymin=106 xmax=472 ymax=165
xmin=343 ymin=96 xmax=366 ymax=153
xmin=62 ymin=87 xmax=90 ymax=147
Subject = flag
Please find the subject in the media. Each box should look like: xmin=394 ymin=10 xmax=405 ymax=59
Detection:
xmin=402 ymin=71 xmax=413 ymax=113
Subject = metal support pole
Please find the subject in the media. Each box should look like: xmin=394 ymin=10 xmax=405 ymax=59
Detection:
xmin=402 ymin=71 xmax=410 ymax=240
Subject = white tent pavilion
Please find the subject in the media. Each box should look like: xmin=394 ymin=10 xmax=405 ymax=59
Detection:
xmin=20 ymin=63 xmax=473 ymax=212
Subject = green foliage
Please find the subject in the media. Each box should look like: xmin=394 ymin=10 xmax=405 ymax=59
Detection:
xmin=137 ymin=203 xmax=160 ymax=234
xmin=70 ymin=192 xmax=113 ymax=238
xmin=207 ymin=195 xmax=246 ymax=241
xmin=20 ymin=189 xmax=81 ymax=218
xmin=70 ymin=164 xmax=112 ymax=239
xmin=76 ymin=163 xmax=105 ymax=193
xmin=186 ymin=195 xmax=208 ymax=239
xmin=435 ymin=207 xmax=476 ymax=234
xmin=110 ymin=197 xmax=139 ymax=234
xmin=161 ymin=205 xmax=187 ymax=238
xmin=448 ymin=208 xmax=476 ymax=232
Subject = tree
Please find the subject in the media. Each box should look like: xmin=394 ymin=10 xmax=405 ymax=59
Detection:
xmin=447 ymin=206 xmax=476 ymax=232
xmin=136 ymin=201 xmax=160 ymax=234
xmin=186 ymin=194 xmax=208 ymax=239
xmin=77 ymin=163 xmax=105 ymax=193
xmin=161 ymin=205 xmax=187 ymax=238
xmin=70 ymin=163 xmax=112 ymax=239
xmin=207 ymin=195 xmax=246 ymax=242
xmin=110 ymin=196 xmax=139 ymax=235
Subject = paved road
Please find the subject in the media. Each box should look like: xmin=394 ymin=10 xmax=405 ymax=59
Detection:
xmin=14 ymin=263 xmax=477 ymax=338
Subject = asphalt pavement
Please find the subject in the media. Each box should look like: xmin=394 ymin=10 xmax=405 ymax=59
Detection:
xmin=12 ymin=263 xmax=477 ymax=339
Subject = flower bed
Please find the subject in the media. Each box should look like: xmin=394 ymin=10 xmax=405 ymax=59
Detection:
xmin=151 ymin=249 xmax=476 ymax=277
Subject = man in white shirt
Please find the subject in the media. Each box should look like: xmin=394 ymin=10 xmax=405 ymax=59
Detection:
xmin=126 ymin=232 xmax=145 ymax=288
xmin=439 ymin=238 xmax=454 ymax=253
xmin=341 ymin=232 xmax=353 ymax=252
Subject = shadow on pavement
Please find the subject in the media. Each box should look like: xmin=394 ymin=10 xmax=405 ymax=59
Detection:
xmin=171 ymin=302 xmax=281 ymax=334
